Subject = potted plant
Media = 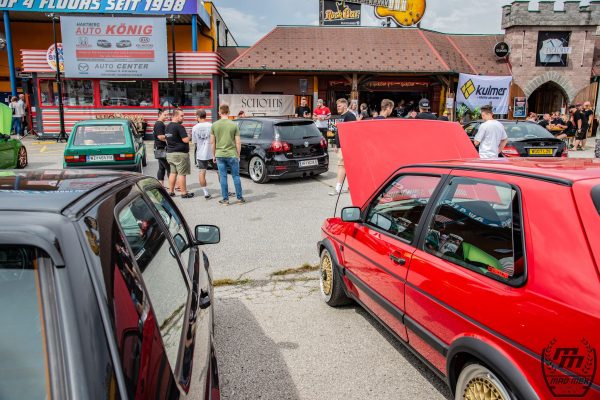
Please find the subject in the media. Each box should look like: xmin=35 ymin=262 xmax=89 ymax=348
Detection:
xmin=457 ymin=105 xmax=469 ymax=122
xmin=471 ymin=106 xmax=482 ymax=120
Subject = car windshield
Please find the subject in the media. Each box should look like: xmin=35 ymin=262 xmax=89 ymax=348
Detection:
xmin=502 ymin=122 xmax=555 ymax=140
xmin=275 ymin=122 xmax=321 ymax=140
xmin=73 ymin=125 xmax=126 ymax=146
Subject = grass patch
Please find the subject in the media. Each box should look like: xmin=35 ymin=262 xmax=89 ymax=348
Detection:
xmin=214 ymin=278 xmax=251 ymax=287
xmin=272 ymin=263 xmax=319 ymax=276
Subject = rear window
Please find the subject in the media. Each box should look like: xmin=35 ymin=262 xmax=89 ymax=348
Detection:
xmin=73 ymin=125 xmax=126 ymax=146
xmin=275 ymin=122 xmax=321 ymax=140
xmin=501 ymin=122 xmax=555 ymax=140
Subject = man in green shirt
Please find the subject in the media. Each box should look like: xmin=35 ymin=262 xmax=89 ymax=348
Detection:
xmin=211 ymin=104 xmax=245 ymax=205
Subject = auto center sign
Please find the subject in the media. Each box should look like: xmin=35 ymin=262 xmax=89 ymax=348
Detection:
xmin=0 ymin=0 xmax=196 ymax=13
xmin=61 ymin=16 xmax=168 ymax=79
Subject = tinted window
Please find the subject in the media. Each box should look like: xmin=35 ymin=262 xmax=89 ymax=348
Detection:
xmin=100 ymin=80 xmax=153 ymax=107
xmin=239 ymin=120 xmax=262 ymax=139
xmin=424 ymin=177 xmax=526 ymax=285
xmin=463 ymin=123 xmax=479 ymax=137
xmin=502 ymin=122 xmax=555 ymax=140
xmin=275 ymin=122 xmax=321 ymax=140
xmin=366 ymin=175 xmax=441 ymax=242
xmin=0 ymin=246 xmax=50 ymax=400
xmin=73 ymin=125 xmax=126 ymax=146
xmin=39 ymin=79 xmax=94 ymax=106
xmin=592 ymin=185 xmax=600 ymax=216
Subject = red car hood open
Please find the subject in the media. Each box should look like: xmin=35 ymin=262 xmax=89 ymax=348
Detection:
xmin=338 ymin=119 xmax=479 ymax=207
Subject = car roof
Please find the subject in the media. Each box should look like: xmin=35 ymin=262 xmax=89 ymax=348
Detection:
xmin=74 ymin=119 xmax=131 ymax=126
xmin=0 ymin=170 xmax=138 ymax=213
xmin=234 ymin=117 xmax=314 ymax=123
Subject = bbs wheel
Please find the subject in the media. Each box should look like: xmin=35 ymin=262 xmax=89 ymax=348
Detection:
xmin=249 ymin=156 xmax=269 ymax=183
xmin=455 ymin=363 xmax=515 ymax=400
xmin=16 ymin=147 xmax=27 ymax=169
xmin=319 ymin=248 xmax=352 ymax=307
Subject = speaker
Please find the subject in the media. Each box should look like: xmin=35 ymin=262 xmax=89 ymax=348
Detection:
xmin=299 ymin=79 xmax=308 ymax=93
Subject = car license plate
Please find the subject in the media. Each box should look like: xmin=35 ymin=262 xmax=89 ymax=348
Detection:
xmin=299 ymin=159 xmax=318 ymax=167
xmin=528 ymin=149 xmax=553 ymax=155
xmin=87 ymin=155 xmax=114 ymax=162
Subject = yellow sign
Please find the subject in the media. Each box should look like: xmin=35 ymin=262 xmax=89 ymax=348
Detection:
xmin=324 ymin=1 xmax=361 ymax=26
xmin=461 ymin=79 xmax=476 ymax=100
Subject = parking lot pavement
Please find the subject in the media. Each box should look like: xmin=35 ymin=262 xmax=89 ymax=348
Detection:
xmin=214 ymin=274 xmax=452 ymax=400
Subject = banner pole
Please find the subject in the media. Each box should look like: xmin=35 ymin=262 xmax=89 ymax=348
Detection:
xmin=51 ymin=14 xmax=67 ymax=143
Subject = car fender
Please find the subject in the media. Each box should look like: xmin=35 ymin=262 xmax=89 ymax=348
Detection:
xmin=251 ymin=147 xmax=267 ymax=160
xmin=447 ymin=336 xmax=539 ymax=400
xmin=317 ymin=237 xmax=351 ymax=298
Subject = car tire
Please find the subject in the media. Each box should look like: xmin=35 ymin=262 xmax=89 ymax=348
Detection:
xmin=319 ymin=248 xmax=352 ymax=307
xmin=142 ymin=149 xmax=147 ymax=167
xmin=16 ymin=147 xmax=27 ymax=169
xmin=595 ymin=140 xmax=600 ymax=158
xmin=455 ymin=362 xmax=516 ymax=400
xmin=136 ymin=162 xmax=143 ymax=174
xmin=249 ymin=156 xmax=269 ymax=184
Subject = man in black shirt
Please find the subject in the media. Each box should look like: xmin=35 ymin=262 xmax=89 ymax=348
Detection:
xmin=330 ymin=98 xmax=356 ymax=196
xmin=437 ymin=111 xmax=449 ymax=121
xmin=373 ymin=99 xmax=394 ymax=120
xmin=415 ymin=98 xmax=437 ymax=120
xmin=166 ymin=109 xmax=194 ymax=198
xmin=583 ymin=101 xmax=595 ymax=149
xmin=295 ymin=97 xmax=311 ymax=118
xmin=574 ymin=104 xmax=587 ymax=151
xmin=538 ymin=113 xmax=552 ymax=131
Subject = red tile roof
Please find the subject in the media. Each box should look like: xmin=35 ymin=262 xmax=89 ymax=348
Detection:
xmin=218 ymin=47 xmax=250 ymax=66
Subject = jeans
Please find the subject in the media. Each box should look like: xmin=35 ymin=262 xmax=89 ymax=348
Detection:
xmin=11 ymin=117 xmax=21 ymax=136
xmin=216 ymin=157 xmax=243 ymax=201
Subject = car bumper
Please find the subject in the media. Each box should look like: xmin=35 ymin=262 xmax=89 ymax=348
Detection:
xmin=266 ymin=154 xmax=328 ymax=179
xmin=63 ymin=162 xmax=139 ymax=171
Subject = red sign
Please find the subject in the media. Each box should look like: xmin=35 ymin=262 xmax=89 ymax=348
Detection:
xmin=75 ymin=50 xmax=155 ymax=59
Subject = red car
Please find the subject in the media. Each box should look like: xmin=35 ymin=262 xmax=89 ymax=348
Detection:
xmin=318 ymin=119 xmax=600 ymax=400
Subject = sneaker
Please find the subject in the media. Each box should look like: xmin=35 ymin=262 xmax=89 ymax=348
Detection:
xmin=238 ymin=199 xmax=246 ymax=205
xmin=219 ymin=200 xmax=229 ymax=206
xmin=169 ymin=192 xmax=176 ymax=197
xmin=328 ymin=190 xmax=341 ymax=196
xmin=181 ymin=193 xmax=195 ymax=199
xmin=228 ymin=192 xmax=236 ymax=196
xmin=204 ymin=194 xmax=212 ymax=200
xmin=569 ymin=144 xmax=574 ymax=149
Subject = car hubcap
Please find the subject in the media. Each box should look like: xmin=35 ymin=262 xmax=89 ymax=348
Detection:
xmin=251 ymin=159 xmax=263 ymax=181
xmin=18 ymin=149 xmax=26 ymax=166
xmin=321 ymin=253 xmax=333 ymax=296
xmin=463 ymin=376 xmax=505 ymax=400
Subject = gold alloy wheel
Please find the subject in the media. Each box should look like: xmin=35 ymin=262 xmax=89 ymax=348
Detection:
xmin=463 ymin=376 xmax=505 ymax=400
xmin=321 ymin=253 xmax=333 ymax=296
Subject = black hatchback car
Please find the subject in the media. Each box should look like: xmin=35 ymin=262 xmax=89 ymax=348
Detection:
xmin=233 ymin=118 xmax=329 ymax=183
xmin=0 ymin=170 xmax=220 ymax=400
xmin=462 ymin=120 xmax=568 ymax=158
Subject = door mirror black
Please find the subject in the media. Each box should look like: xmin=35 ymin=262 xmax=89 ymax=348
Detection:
xmin=195 ymin=225 xmax=220 ymax=245
xmin=2 ymin=134 xmax=9 ymax=141
xmin=341 ymin=207 xmax=362 ymax=223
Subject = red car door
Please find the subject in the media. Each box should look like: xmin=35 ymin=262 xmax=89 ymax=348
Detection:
xmin=343 ymin=169 xmax=448 ymax=341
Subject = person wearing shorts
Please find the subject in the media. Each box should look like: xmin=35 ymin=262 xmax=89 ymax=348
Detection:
xmin=191 ymin=109 xmax=219 ymax=200
xmin=165 ymin=109 xmax=193 ymax=198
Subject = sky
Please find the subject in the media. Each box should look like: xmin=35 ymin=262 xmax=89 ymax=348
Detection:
xmin=214 ymin=0 xmax=592 ymax=46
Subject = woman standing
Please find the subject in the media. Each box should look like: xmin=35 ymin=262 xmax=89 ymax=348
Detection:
xmin=9 ymin=97 xmax=23 ymax=138
xmin=358 ymin=103 xmax=369 ymax=120
xmin=349 ymin=101 xmax=359 ymax=118
xmin=154 ymin=108 xmax=170 ymax=187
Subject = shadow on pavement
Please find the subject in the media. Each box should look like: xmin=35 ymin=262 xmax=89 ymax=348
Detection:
xmin=214 ymin=299 xmax=301 ymax=400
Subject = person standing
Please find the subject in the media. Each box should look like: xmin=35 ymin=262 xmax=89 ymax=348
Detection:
xmin=583 ymin=101 xmax=594 ymax=149
xmin=348 ymin=101 xmax=359 ymax=118
xmin=18 ymin=94 xmax=28 ymax=136
xmin=153 ymin=109 xmax=171 ymax=188
xmin=437 ymin=111 xmax=449 ymax=121
xmin=573 ymin=104 xmax=587 ymax=151
xmin=373 ymin=99 xmax=394 ymax=120
xmin=9 ymin=97 xmax=23 ymax=138
xmin=211 ymin=104 xmax=245 ymax=205
xmin=329 ymin=98 xmax=356 ymax=196
xmin=313 ymin=99 xmax=331 ymax=143
xmin=165 ymin=109 xmax=194 ymax=198
xmin=415 ymin=98 xmax=437 ymax=120
xmin=191 ymin=109 xmax=219 ymax=200
xmin=358 ymin=103 xmax=369 ymax=120
xmin=295 ymin=97 xmax=311 ymax=118
xmin=473 ymin=105 xmax=508 ymax=159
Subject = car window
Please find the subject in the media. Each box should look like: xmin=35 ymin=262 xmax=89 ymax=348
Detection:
xmin=0 ymin=246 xmax=50 ymax=400
xmin=464 ymin=123 xmax=479 ymax=137
xmin=73 ymin=125 xmax=126 ymax=146
xmin=502 ymin=122 xmax=555 ymax=140
xmin=118 ymin=196 xmax=189 ymax=374
xmin=275 ymin=122 xmax=321 ymax=140
xmin=424 ymin=177 xmax=526 ymax=286
xmin=239 ymin=120 xmax=262 ymax=139
xmin=366 ymin=175 xmax=442 ymax=243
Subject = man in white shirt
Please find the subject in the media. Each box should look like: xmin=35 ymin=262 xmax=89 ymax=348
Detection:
xmin=474 ymin=105 xmax=508 ymax=159
xmin=191 ymin=109 xmax=219 ymax=200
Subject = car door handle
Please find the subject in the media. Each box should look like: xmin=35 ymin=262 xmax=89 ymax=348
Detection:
xmin=389 ymin=254 xmax=406 ymax=266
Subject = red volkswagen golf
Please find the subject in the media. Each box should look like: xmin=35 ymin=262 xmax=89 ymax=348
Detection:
xmin=318 ymin=119 xmax=600 ymax=400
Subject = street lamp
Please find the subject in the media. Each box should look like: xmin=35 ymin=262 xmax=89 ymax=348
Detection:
xmin=170 ymin=15 xmax=180 ymax=109
xmin=47 ymin=13 xmax=67 ymax=143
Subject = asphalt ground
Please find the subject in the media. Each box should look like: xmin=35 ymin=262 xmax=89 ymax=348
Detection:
xmin=21 ymin=135 xmax=598 ymax=399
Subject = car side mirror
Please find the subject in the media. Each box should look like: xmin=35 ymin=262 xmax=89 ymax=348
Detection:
xmin=195 ymin=225 xmax=220 ymax=245
xmin=341 ymin=207 xmax=362 ymax=223
xmin=2 ymin=134 xmax=8 ymax=141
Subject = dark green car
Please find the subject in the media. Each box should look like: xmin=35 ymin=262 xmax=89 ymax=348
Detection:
xmin=63 ymin=119 xmax=147 ymax=172
xmin=0 ymin=134 xmax=28 ymax=169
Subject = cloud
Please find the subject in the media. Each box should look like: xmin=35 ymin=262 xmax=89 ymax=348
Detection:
xmin=218 ymin=7 xmax=272 ymax=46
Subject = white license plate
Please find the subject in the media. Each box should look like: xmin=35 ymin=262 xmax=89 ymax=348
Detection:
xmin=299 ymin=159 xmax=318 ymax=167
xmin=87 ymin=155 xmax=114 ymax=162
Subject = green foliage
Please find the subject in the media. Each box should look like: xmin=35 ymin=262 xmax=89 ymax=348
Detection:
xmin=457 ymin=105 xmax=469 ymax=119
xmin=472 ymin=106 xmax=482 ymax=120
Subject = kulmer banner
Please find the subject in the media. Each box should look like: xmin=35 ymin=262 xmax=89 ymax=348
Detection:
xmin=457 ymin=73 xmax=513 ymax=115
xmin=219 ymin=95 xmax=295 ymax=117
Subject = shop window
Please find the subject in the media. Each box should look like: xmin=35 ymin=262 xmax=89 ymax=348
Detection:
xmin=39 ymin=79 xmax=94 ymax=106
xmin=99 ymin=80 xmax=153 ymax=107
xmin=158 ymin=80 xmax=212 ymax=107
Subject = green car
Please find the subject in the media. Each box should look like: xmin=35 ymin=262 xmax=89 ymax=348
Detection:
xmin=63 ymin=119 xmax=147 ymax=172
xmin=0 ymin=134 xmax=28 ymax=169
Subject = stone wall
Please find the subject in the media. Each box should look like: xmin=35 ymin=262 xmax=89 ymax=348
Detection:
xmin=502 ymin=1 xmax=600 ymax=29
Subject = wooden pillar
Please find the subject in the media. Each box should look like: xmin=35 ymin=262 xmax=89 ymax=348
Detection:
xmin=249 ymin=73 xmax=265 ymax=95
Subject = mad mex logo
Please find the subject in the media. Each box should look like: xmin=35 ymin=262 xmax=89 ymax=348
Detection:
xmin=542 ymin=338 xmax=597 ymax=397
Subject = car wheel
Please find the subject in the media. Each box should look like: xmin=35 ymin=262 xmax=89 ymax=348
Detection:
xmin=455 ymin=363 xmax=515 ymax=400
xmin=320 ymin=248 xmax=352 ymax=307
xmin=136 ymin=162 xmax=143 ymax=174
xmin=249 ymin=156 xmax=269 ymax=183
xmin=16 ymin=147 xmax=27 ymax=169
xmin=142 ymin=149 xmax=147 ymax=166
xmin=595 ymin=141 xmax=600 ymax=158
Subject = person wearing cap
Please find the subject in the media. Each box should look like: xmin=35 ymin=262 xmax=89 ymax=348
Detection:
xmin=313 ymin=99 xmax=331 ymax=143
xmin=415 ymin=98 xmax=437 ymax=120
xmin=437 ymin=111 xmax=449 ymax=121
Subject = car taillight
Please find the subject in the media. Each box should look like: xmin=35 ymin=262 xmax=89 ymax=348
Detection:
xmin=320 ymin=138 xmax=327 ymax=148
xmin=115 ymin=153 xmax=134 ymax=161
xmin=65 ymin=155 xmax=84 ymax=163
xmin=268 ymin=141 xmax=290 ymax=152
xmin=501 ymin=147 xmax=520 ymax=157
xmin=561 ymin=147 xmax=568 ymax=157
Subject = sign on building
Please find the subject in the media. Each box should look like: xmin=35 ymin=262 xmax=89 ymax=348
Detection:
xmin=536 ymin=31 xmax=571 ymax=67
xmin=0 ymin=0 xmax=197 ymax=13
xmin=457 ymin=73 xmax=513 ymax=115
xmin=323 ymin=0 xmax=361 ymax=26
xmin=513 ymin=97 xmax=527 ymax=118
xmin=219 ymin=94 xmax=295 ymax=116
xmin=61 ymin=16 xmax=168 ymax=79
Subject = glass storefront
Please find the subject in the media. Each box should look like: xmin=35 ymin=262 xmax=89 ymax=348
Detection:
xmin=158 ymin=80 xmax=212 ymax=107
xmin=39 ymin=79 xmax=94 ymax=106
xmin=99 ymin=80 xmax=154 ymax=107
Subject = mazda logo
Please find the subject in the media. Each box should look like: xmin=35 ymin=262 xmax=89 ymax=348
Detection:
xmin=78 ymin=63 xmax=89 ymax=72
xmin=139 ymin=37 xmax=150 ymax=43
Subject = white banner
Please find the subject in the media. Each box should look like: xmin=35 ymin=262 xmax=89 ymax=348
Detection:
xmin=61 ymin=16 xmax=168 ymax=79
xmin=457 ymin=73 xmax=513 ymax=115
xmin=219 ymin=94 xmax=295 ymax=116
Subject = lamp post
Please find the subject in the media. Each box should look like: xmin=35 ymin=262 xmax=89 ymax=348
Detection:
xmin=48 ymin=14 xmax=67 ymax=143
xmin=171 ymin=15 xmax=178 ymax=108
